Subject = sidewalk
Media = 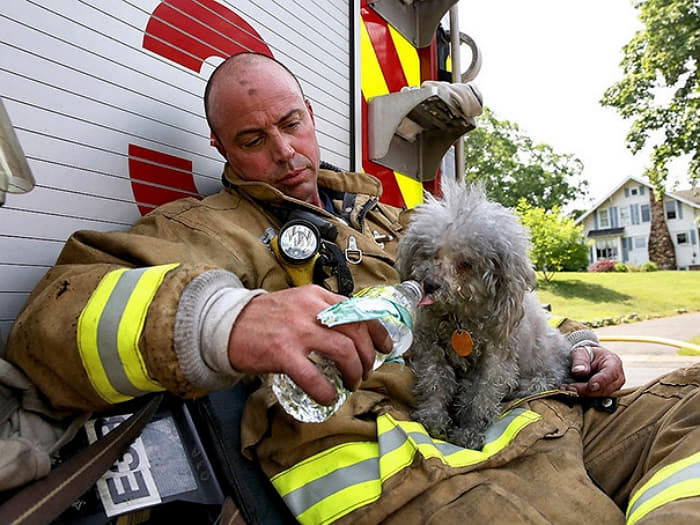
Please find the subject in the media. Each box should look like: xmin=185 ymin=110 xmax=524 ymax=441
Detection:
xmin=593 ymin=312 xmax=700 ymax=388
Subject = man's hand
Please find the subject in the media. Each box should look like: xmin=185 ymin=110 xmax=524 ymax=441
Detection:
xmin=227 ymin=285 xmax=392 ymax=405
xmin=562 ymin=345 xmax=626 ymax=397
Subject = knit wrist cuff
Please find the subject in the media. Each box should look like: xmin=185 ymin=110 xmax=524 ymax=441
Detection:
xmin=174 ymin=269 xmax=265 ymax=391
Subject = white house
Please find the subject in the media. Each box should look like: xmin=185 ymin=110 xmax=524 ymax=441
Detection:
xmin=576 ymin=176 xmax=700 ymax=270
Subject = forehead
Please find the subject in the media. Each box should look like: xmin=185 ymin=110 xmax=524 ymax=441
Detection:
xmin=210 ymin=62 xmax=304 ymax=133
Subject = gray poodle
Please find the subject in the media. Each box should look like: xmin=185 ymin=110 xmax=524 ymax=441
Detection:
xmin=396 ymin=178 xmax=573 ymax=449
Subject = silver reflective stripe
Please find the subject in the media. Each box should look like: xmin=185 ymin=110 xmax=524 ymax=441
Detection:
xmin=97 ymin=267 xmax=149 ymax=397
xmin=282 ymin=456 xmax=379 ymax=516
xmin=627 ymin=461 xmax=700 ymax=519
xmin=379 ymin=408 xmax=527 ymax=456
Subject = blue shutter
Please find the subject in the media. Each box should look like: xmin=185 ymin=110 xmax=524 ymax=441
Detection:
xmin=594 ymin=210 xmax=599 ymax=229
xmin=691 ymin=229 xmax=697 ymax=245
xmin=641 ymin=204 xmax=650 ymax=222
xmin=677 ymin=201 xmax=683 ymax=219
xmin=625 ymin=188 xmax=630 ymax=198
xmin=640 ymin=186 xmax=645 ymax=195
xmin=631 ymin=204 xmax=640 ymax=224
xmin=611 ymin=207 xmax=619 ymax=227
xmin=622 ymin=237 xmax=629 ymax=261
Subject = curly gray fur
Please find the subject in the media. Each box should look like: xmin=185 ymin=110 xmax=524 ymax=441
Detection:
xmin=397 ymin=178 xmax=572 ymax=449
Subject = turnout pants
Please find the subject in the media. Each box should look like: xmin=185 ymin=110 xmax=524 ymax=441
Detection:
xmin=583 ymin=362 xmax=700 ymax=524
xmin=242 ymin=363 xmax=700 ymax=524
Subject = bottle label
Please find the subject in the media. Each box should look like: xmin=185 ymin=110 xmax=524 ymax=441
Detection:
xmin=317 ymin=286 xmax=413 ymax=330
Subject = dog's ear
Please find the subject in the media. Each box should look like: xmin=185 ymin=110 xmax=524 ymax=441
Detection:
xmin=490 ymin=251 xmax=535 ymax=340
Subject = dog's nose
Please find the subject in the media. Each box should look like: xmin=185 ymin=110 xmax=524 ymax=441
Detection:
xmin=422 ymin=277 xmax=441 ymax=295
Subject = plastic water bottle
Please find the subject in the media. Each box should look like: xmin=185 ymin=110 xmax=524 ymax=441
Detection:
xmin=271 ymin=280 xmax=422 ymax=423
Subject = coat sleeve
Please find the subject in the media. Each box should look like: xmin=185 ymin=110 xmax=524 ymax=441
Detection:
xmin=6 ymin=227 xmax=256 ymax=412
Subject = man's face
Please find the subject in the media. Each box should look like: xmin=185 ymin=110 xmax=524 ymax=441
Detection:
xmin=209 ymin=62 xmax=322 ymax=206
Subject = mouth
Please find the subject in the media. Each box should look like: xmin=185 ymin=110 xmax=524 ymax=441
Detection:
xmin=279 ymin=168 xmax=308 ymax=185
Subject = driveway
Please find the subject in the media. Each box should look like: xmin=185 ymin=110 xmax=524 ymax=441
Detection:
xmin=593 ymin=312 xmax=700 ymax=388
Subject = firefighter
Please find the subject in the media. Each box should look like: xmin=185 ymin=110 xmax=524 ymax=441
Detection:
xmin=7 ymin=53 xmax=699 ymax=523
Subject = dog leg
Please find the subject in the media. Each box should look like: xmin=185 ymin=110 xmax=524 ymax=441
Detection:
xmin=410 ymin=344 xmax=457 ymax=441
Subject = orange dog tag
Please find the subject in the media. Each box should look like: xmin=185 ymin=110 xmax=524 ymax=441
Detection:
xmin=451 ymin=329 xmax=473 ymax=356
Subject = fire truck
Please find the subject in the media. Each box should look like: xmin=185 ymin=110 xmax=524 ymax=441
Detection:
xmin=0 ymin=1 xmax=480 ymax=520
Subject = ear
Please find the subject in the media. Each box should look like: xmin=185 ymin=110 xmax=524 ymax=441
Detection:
xmin=305 ymin=99 xmax=316 ymax=126
xmin=211 ymin=133 xmax=228 ymax=160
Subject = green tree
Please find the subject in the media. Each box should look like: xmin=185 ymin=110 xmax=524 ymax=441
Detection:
xmin=601 ymin=0 xmax=698 ymax=191
xmin=516 ymin=200 xmax=590 ymax=282
xmin=463 ymin=107 xmax=588 ymax=209
xmin=600 ymin=0 xmax=696 ymax=269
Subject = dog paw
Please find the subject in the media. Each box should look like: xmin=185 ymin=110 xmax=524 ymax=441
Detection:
xmin=412 ymin=409 xmax=450 ymax=441
xmin=448 ymin=427 xmax=485 ymax=450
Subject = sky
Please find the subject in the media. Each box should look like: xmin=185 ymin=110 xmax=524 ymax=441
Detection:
xmin=455 ymin=0 xmax=691 ymax=208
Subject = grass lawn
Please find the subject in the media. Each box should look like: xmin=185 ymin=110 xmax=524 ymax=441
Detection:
xmin=533 ymin=271 xmax=700 ymax=325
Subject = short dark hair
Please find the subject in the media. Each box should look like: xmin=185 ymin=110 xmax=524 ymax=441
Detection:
xmin=203 ymin=52 xmax=305 ymax=145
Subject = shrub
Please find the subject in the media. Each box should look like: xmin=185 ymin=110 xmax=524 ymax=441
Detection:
xmin=588 ymin=259 xmax=617 ymax=272
xmin=640 ymin=261 xmax=659 ymax=272
xmin=614 ymin=262 xmax=629 ymax=272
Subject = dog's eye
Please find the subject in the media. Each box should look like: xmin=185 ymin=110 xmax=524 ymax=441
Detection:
xmin=457 ymin=260 xmax=472 ymax=271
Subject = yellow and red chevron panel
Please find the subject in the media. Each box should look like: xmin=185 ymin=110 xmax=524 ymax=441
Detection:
xmin=360 ymin=0 xmax=435 ymax=209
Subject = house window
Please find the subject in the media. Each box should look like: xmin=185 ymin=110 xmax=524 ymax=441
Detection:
xmin=635 ymin=237 xmax=646 ymax=249
xmin=665 ymin=200 xmax=677 ymax=220
xmin=641 ymin=204 xmax=651 ymax=222
xmin=619 ymin=207 xmax=630 ymax=226
xmin=631 ymin=188 xmax=638 ymax=196
xmin=598 ymin=209 xmax=610 ymax=228
xmin=677 ymin=232 xmax=688 ymax=245
xmin=596 ymin=238 xmax=618 ymax=259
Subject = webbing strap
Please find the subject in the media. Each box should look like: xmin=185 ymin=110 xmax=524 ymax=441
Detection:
xmin=272 ymin=408 xmax=540 ymax=524
xmin=626 ymin=451 xmax=700 ymax=524
xmin=77 ymin=264 xmax=178 ymax=404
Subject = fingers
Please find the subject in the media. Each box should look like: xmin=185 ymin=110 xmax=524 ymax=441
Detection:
xmin=563 ymin=346 xmax=626 ymax=397
xmin=570 ymin=345 xmax=594 ymax=377
xmin=227 ymin=285 xmax=389 ymax=403
xmin=283 ymin=352 xmax=342 ymax=406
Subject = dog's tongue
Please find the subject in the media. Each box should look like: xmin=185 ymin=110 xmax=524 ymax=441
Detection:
xmin=418 ymin=295 xmax=434 ymax=306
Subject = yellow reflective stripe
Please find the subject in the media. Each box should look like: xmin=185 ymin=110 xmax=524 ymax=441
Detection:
xmin=388 ymin=25 xmax=420 ymax=87
xmin=298 ymin=479 xmax=381 ymax=525
xmin=360 ymin=18 xmax=423 ymax=209
xmin=77 ymin=264 xmax=177 ymax=404
xmin=626 ymin=451 xmax=700 ymax=524
xmin=118 ymin=265 xmax=177 ymax=392
xmin=271 ymin=441 xmax=378 ymax=496
xmin=482 ymin=409 xmax=542 ymax=456
xmin=271 ymin=441 xmax=381 ymax=525
xmin=273 ymin=409 xmax=541 ymax=523
xmin=78 ymin=268 xmax=131 ymax=404
xmin=359 ymin=19 xmax=389 ymax=100
xmin=394 ymin=172 xmax=423 ymax=208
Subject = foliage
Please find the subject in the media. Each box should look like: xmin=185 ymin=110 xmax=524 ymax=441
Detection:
xmin=600 ymin=0 xmax=699 ymax=192
xmin=588 ymin=259 xmax=618 ymax=273
xmin=515 ymin=200 xmax=589 ymax=281
xmin=614 ymin=262 xmax=630 ymax=272
xmin=463 ymin=108 xmax=589 ymax=209
xmin=640 ymin=261 xmax=660 ymax=272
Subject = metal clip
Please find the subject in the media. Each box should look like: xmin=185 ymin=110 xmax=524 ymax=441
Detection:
xmin=345 ymin=235 xmax=363 ymax=264
xmin=372 ymin=230 xmax=394 ymax=249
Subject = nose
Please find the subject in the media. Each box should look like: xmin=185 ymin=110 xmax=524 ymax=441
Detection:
xmin=422 ymin=276 xmax=441 ymax=295
xmin=270 ymin=131 xmax=295 ymax=163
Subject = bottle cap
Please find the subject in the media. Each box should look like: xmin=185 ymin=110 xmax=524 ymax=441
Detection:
xmin=401 ymin=280 xmax=423 ymax=303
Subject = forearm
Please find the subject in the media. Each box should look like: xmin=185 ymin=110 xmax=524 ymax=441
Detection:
xmin=7 ymin=262 xmax=256 ymax=412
